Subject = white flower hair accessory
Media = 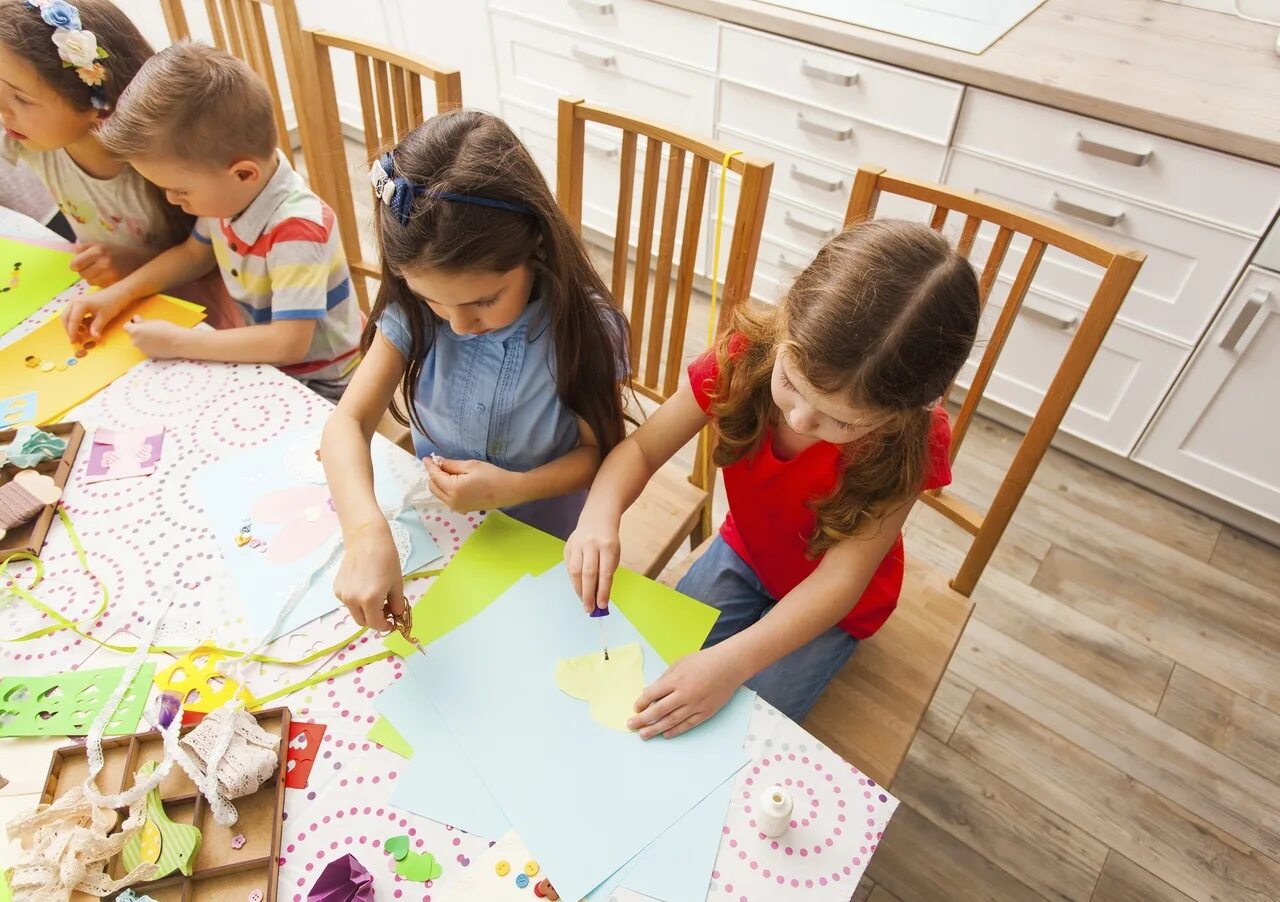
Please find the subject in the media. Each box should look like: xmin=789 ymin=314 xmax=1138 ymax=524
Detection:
xmin=24 ymin=0 xmax=111 ymax=110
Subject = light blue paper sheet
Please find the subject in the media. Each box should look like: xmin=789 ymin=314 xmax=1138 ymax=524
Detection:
xmin=194 ymin=427 xmax=440 ymax=639
xmin=379 ymin=665 xmax=511 ymax=839
xmin=408 ymin=564 xmax=753 ymax=902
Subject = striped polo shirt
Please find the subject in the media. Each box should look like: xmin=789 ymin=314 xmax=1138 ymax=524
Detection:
xmin=193 ymin=152 xmax=361 ymax=386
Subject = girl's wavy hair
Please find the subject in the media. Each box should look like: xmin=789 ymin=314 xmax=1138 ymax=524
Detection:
xmin=0 ymin=0 xmax=192 ymax=246
xmin=363 ymin=109 xmax=630 ymax=455
xmin=709 ymin=219 xmax=981 ymax=556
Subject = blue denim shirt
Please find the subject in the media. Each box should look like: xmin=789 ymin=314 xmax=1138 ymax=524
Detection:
xmin=378 ymin=295 xmax=585 ymax=538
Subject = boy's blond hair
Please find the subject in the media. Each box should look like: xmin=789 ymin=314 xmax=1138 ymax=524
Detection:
xmin=98 ymin=41 xmax=276 ymax=166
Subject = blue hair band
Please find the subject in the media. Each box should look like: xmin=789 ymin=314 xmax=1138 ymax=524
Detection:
xmin=370 ymin=152 xmax=534 ymax=226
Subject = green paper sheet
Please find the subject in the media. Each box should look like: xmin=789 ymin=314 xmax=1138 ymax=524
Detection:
xmin=0 ymin=237 xmax=78 ymax=337
xmin=385 ymin=511 xmax=719 ymax=665
xmin=0 ymin=664 xmax=155 ymax=738
xmin=367 ymin=716 xmax=413 ymax=758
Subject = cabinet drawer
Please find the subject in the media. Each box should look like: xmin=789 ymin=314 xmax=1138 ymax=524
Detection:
xmin=1135 ymin=267 xmax=1280 ymax=523
xmin=957 ymin=280 xmax=1190 ymax=455
xmin=488 ymin=0 xmax=717 ymax=70
xmin=503 ymin=99 xmax=708 ymax=276
xmin=719 ymin=25 xmax=962 ymax=145
xmin=946 ymin=150 xmax=1257 ymax=347
xmin=718 ymin=81 xmax=949 ymax=180
xmin=490 ymin=13 xmax=715 ymax=135
xmin=954 ymin=90 xmax=1280 ymax=235
xmin=717 ymin=127 xmax=937 ymax=226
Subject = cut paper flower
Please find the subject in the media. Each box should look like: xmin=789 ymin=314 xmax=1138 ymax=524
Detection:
xmin=76 ymin=62 xmax=106 ymax=85
xmin=554 ymin=641 xmax=645 ymax=732
xmin=307 ymin=853 xmax=375 ymax=902
xmin=38 ymin=0 xmax=80 ymax=30
xmin=252 ymin=484 xmax=339 ymax=564
xmin=52 ymin=26 xmax=98 ymax=68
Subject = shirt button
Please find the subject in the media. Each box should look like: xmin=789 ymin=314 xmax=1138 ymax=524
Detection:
xmin=230 ymin=268 xmax=238 ymax=277
xmin=477 ymin=402 xmax=487 ymax=413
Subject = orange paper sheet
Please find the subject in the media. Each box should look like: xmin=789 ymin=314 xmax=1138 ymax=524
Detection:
xmin=0 ymin=295 xmax=206 ymax=426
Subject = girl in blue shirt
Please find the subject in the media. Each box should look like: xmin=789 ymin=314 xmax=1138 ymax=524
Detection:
xmin=323 ymin=110 xmax=630 ymax=631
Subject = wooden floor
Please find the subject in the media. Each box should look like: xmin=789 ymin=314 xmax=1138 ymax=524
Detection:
xmin=831 ymin=413 xmax=1280 ymax=902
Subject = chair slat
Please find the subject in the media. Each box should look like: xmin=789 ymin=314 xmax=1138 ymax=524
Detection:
xmin=957 ymin=214 xmax=981 ymax=258
xmin=950 ymin=238 xmax=1046 ymax=460
xmin=354 ymin=54 xmax=379 ymax=160
xmin=664 ymin=155 xmax=708 ymax=396
xmin=204 ymin=0 xmax=228 ymax=49
xmin=224 ymin=0 xmax=247 ymax=59
xmin=373 ymin=59 xmax=394 ymax=147
xmin=610 ymin=132 xmax=638 ymax=311
xmin=645 ymin=145 xmax=686 ymax=388
xmin=628 ymin=140 xmax=663 ymax=374
xmin=391 ymin=65 xmax=410 ymax=139
xmin=929 ymin=204 xmax=949 ymax=231
xmin=979 ymin=226 xmax=1014 ymax=308
xmin=406 ymin=70 xmax=424 ymax=126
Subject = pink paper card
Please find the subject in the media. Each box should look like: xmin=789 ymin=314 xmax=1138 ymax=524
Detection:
xmin=83 ymin=424 xmax=165 ymax=483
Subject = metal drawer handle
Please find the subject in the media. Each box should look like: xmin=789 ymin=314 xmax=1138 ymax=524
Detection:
xmin=1074 ymin=132 xmax=1152 ymax=168
xmin=796 ymin=112 xmax=853 ymax=142
xmin=1022 ymin=302 xmax=1080 ymax=332
xmin=784 ymin=210 xmax=838 ymax=240
xmin=1050 ymin=192 xmax=1125 ymax=228
xmin=586 ymin=140 xmax=619 ymax=159
xmin=569 ymin=0 xmax=614 ymax=13
xmin=800 ymin=59 xmax=857 ymax=86
xmin=1219 ymin=289 xmax=1269 ymax=352
xmin=790 ymin=164 xmax=844 ymax=193
xmin=572 ymin=46 xmax=617 ymax=68
xmin=776 ymin=253 xmax=803 ymax=274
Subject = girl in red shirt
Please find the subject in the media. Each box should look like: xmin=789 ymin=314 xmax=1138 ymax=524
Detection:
xmin=565 ymin=219 xmax=981 ymax=736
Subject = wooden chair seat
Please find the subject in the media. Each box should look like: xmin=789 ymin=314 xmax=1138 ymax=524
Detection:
xmin=619 ymin=463 xmax=710 ymax=578
xmin=660 ymin=538 xmax=973 ymax=788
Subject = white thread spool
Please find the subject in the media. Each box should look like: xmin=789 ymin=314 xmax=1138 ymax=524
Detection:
xmin=757 ymin=784 xmax=793 ymax=838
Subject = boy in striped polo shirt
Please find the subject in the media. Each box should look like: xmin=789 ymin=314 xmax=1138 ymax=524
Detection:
xmin=64 ymin=42 xmax=360 ymax=401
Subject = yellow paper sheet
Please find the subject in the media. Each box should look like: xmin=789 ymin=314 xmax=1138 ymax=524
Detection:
xmin=367 ymin=716 xmax=414 ymax=759
xmin=0 ymin=294 xmax=206 ymax=426
xmin=555 ymin=641 xmax=644 ymax=732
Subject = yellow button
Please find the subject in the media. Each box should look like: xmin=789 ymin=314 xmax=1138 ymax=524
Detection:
xmin=524 ymin=861 xmax=540 ymax=877
xmin=495 ymin=860 xmax=510 ymax=876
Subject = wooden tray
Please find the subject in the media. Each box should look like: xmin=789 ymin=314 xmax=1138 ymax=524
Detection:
xmin=0 ymin=420 xmax=84 ymax=557
xmin=37 ymin=706 xmax=291 ymax=902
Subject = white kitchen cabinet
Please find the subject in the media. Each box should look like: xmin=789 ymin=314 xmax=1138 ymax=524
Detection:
xmin=1135 ymin=267 xmax=1280 ymax=523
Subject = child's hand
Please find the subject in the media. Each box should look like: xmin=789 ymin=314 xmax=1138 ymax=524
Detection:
xmin=332 ymin=521 xmax=405 ymax=631
xmin=61 ymin=289 xmax=130 ymax=340
xmin=627 ymin=645 xmax=743 ymax=740
xmin=70 ymin=243 xmax=151 ymax=287
xmin=423 ymin=457 xmax=517 ymax=513
xmin=123 ymin=317 xmax=187 ymax=358
xmin=564 ymin=515 xmax=621 ymax=614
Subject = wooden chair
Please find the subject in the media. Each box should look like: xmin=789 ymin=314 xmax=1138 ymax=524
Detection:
xmin=299 ymin=29 xmax=463 ymax=315
xmin=159 ymin=0 xmax=304 ymax=167
xmin=664 ymin=166 xmax=1144 ymax=787
xmin=556 ymin=97 xmax=773 ymax=579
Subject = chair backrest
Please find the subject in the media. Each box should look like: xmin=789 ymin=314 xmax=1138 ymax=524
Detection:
xmin=159 ymin=0 xmax=303 ymax=167
xmin=299 ymin=29 xmax=462 ymax=313
xmin=845 ymin=166 xmax=1145 ymax=597
xmin=555 ymin=98 xmax=772 ymax=509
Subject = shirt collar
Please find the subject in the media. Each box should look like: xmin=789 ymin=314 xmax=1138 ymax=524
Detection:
xmin=224 ymin=149 xmax=294 ymax=246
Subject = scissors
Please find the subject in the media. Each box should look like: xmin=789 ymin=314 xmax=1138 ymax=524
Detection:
xmin=389 ymin=605 xmax=427 ymax=658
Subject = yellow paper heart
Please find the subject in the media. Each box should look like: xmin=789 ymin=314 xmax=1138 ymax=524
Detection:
xmin=554 ymin=641 xmax=644 ymax=732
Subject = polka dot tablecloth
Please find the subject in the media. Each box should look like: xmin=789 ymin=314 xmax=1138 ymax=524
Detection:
xmin=0 ymin=283 xmax=897 ymax=900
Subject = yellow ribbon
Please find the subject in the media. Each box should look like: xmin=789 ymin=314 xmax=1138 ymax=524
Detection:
xmin=700 ymin=148 xmax=743 ymax=493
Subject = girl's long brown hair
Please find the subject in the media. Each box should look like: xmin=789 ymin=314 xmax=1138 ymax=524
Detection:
xmin=364 ymin=110 xmax=629 ymax=455
xmin=0 ymin=0 xmax=192 ymax=246
xmin=710 ymin=219 xmax=981 ymax=556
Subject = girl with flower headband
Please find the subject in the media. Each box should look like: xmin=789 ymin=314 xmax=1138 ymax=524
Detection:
xmin=0 ymin=0 xmax=192 ymax=284
xmin=322 ymin=110 xmax=631 ymax=633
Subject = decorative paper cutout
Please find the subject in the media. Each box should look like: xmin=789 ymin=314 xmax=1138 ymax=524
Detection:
xmin=285 ymin=721 xmax=327 ymax=789
xmin=384 ymin=835 xmax=409 ymax=861
xmin=384 ymin=511 xmax=720 ymax=667
xmin=448 ymin=832 xmax=551 ymax=902
xmin=195 ymin=427 xmax=440 ymax=640
xmin=0 ymin=664 xmax=154 ymax=737
xmin=366 ymin=717 xmax=412 ymax=759
xmin=0 ymin=392 xmax=37 ymax=426
xmin=122 ymin=761 xmax=201 ymax=878
xmin=154 ymin=648 xmax=253 ymax=713
xmin=83 ymin=424 xmax=164 ymax=482
xmin=383 ymin=838 xmax=443 ymax=882
xmin=555 ymin=642 xmax=644 ymax=732
xmin=0 ymin=237 xmax=78 ymax=337
xmin=307 ymin=853 xmax=375 ymax=902
xmin=0 ymin=293 xmax=206 ymax=425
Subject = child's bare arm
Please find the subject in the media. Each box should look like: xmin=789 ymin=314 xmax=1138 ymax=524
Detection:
xmin=128 ymin=318 xmax=316 ymax=365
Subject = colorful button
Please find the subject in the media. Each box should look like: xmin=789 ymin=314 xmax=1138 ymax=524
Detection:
xmin=83 ymin=340 xmax=96 ymax=350
xmin=524 ymin=860 xmax=539 ymax=877
xmin=75 ymin=349 xmax=87 ymax=358
xmin=55 ymin=362 xmax=67 ymax=371
xmin=24 ymin=355 xmax=38 ymax=368
xmin=66 ymin=357 xmax=77 ymax=366
xmin=39 ymin=361 xmax=54 ymax=372
xmin=516 ymin=873 xmax=529 ymax=889
xmin=495 ymin=860 xmax=510 ymax=876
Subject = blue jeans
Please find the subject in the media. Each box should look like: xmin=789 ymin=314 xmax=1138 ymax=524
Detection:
xmin=676 ymin=536 xmax=858 ymax=722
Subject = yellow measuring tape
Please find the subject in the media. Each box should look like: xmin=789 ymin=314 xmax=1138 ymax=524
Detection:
xmin=0 ymin=508 xmax=441 ymax=705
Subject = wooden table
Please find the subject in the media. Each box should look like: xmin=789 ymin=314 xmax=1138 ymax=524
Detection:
xmin=0 ymin=225 xmax=897 ymax=899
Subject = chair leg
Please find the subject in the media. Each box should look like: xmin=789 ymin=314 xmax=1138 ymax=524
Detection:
xmin=691 ymin=502 xmax=712 ymax=551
